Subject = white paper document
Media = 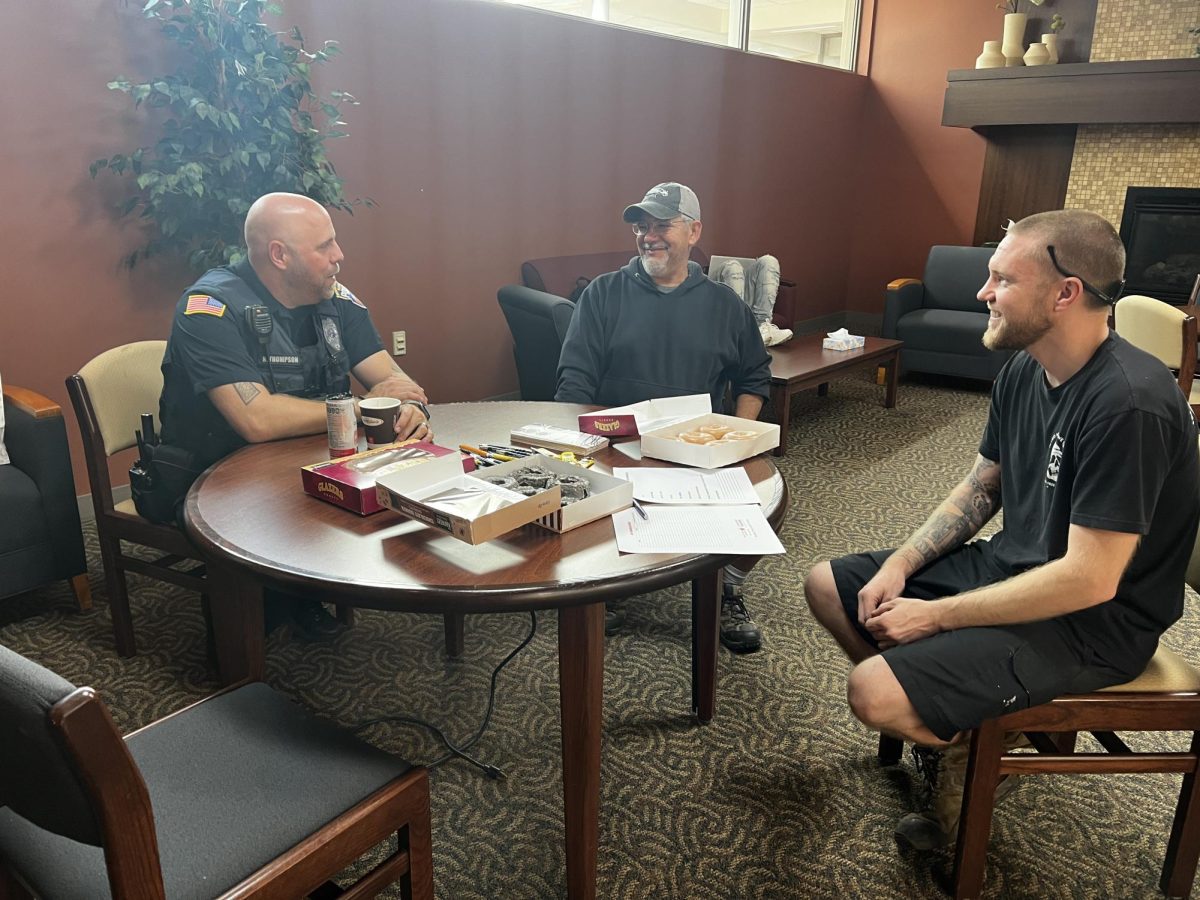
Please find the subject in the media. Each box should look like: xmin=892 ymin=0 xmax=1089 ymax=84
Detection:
xmin=612 ymin=467 xmax=760 ymax=505
xmin=611 ymin=505 xmax=785 ymax=555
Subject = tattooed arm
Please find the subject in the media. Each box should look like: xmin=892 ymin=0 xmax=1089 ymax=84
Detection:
xmin=865 ymin=525 xmax=1139 ymax=645
xmin=861 ymin=452 xmax=1139 ymax=645
xmin=208 ymin=349 xmax=433 ymax=444
xmin=857 ymin=454 xmax=1002 ymax=625
xmin=208 ymin=382 xmax=332 ymax=443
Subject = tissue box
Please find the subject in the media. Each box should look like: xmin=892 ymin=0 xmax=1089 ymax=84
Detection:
xmin=822 ymin=334 xmax=866 ymax=351
xmin=640 ymin=414 xmax=780 ymax=468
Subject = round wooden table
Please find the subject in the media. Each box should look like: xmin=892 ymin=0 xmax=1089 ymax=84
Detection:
xmin=185 ymin=400 xmax=788 ymax=899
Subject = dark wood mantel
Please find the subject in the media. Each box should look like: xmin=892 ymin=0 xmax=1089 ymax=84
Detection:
xmin=944 ymin=58 xmax=1200 ymax=128
xmin=946 ymin=57 xmax=1200 ymax=246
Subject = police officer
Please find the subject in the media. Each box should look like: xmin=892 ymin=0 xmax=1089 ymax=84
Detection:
xmin=158 ymin=192 xmax=430 ymax=640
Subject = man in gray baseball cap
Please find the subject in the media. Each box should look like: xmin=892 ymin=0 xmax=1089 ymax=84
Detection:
xmin=556 ymin=181 xmax=772 ymax=653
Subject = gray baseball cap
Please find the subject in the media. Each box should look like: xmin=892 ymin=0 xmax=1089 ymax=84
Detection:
xmin=622 ymin=183 xmax=701 ymax=223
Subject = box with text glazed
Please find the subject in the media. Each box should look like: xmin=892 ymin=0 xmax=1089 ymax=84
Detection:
xmin=577 ymin=394 xmax=711 ymax=439
xmin=301 ymin=440 xmax=470 ymax=515
xmin=640 ymin=414 xmax=779 ymax=468
xmin=375 ymin=454 xmax=561 ymax=544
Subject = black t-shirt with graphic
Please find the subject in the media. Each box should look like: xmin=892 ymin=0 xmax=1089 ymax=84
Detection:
xmin=979 ymin=332 xmax=1199 ymax=672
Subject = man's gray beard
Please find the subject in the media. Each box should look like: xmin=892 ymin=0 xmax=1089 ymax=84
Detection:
xmin=641 ymin=253 xmax=668 ymax=277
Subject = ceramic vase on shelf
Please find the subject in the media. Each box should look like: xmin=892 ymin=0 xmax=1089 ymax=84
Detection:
xmin=1023 ymin=41 xmax=1050 ymax=65
xmin=975 ymin=40 xmax=1005 ymax=69
xmin=1041 ymin=32 xmax=1059 ymax=64
xmin=1002 ymin=12 xmax=1027 ymax=67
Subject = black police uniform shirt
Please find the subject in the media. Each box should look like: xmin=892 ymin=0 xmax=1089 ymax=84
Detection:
xmin=159 ymin=259 xmax=384 ymax=468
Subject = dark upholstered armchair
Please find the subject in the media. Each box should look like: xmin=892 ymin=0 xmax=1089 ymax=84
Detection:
xmin=0 ymin=383 xmax=89 ymax=608
xmin=883 ymin=245 xmax=1012 ymax=382
xmin=497 ymin=285 xmax=576 ymax=401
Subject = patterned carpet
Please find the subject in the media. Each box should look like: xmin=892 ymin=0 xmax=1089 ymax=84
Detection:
xmin=3 ymin=373 xmax=1195 ymax=899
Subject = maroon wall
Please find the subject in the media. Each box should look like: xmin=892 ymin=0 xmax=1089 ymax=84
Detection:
xmin=0 ymin=0 xmax=999 ymax=491
xmin=847 ymin=0 xmax=1000 ymax=311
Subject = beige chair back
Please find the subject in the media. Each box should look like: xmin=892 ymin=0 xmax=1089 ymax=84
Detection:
xmin=76 ymin=341 xmax=167 ymax=457
xmin=1114 ymin=295 xmax=1190 ymax=369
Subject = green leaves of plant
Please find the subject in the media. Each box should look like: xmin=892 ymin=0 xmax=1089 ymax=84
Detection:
xmin=91 ymin=0 xmax=365 ymax=273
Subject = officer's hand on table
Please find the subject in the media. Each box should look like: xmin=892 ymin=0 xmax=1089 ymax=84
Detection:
xmin=395 ymin=404 xmax=432 ymax=441
xmin=365 ymin=376 xmax=427 ymax=405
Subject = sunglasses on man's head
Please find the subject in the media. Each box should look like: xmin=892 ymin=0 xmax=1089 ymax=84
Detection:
xmin=1046 ymin=245 xmax=1124 ymax=306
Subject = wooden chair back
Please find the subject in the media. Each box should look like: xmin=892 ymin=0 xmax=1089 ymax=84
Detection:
xmin=66 ymin=342 xmax=206 ymax=657
xmin=1114 ymin=294 xmax=1198 ymax=402
xmin=0 ymin=644 xmax=434 ymax=900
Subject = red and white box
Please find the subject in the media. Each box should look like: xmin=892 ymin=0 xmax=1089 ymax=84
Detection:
xmin=577 ymin=394 xmax=711 ymax=439
xmin=301 ymin=440 xmax=471 ymax=515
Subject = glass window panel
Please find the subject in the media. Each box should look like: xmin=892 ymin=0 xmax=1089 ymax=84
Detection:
xmin=486 ymin=0 xmax=860 ymax=70
xmin=748 ymin=0 xmax=858 ymax=69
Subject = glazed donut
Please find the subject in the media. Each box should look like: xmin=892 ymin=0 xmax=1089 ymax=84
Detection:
xmin=678 ymin=430 xmax=716 ymax=444
xmin=721 ymin=430 xmax=758 ymax=441
xmin=698 ymin=424 xmax=733 ymax=439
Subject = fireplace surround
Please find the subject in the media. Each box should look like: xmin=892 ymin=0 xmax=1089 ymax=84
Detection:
xmin=1118 ymin=187 xmax=1200 ymax=304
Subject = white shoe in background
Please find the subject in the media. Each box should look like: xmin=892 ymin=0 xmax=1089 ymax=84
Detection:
xmin=759 ymin=321 xmax=793 ymax=347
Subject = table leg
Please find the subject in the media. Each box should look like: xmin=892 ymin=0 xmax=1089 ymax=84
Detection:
xmin=558 ymin=602 xmax=604 ymax=900
xmin=883 ymin=354 xmax=900 ymax=408
xmin=771 ymin=385 xmax=790 ymax=458
xmin=443 ymin=612 xmax=465 ymax=658
xmin=207 ymin=563 xmax=265 ymax=686
xmin=691 ymin=568 xmax=722 ymax=724
xmin=817 ymin=382 xmax=829 ymax=397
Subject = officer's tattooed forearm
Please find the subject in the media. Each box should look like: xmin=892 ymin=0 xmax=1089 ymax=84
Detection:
xmin=897 ymin=456 xmax=1001 ymax=572
xmin=234 ymin=382 xmax=261 ymax=405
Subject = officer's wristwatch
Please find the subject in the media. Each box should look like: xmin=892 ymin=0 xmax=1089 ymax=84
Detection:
xmin=400 ymin=399 xmax=431 ymax=422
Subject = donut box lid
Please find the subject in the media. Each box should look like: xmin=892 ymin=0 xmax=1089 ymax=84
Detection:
xmin=578 ymin=394 xmax=711 ymax=438
xmin=640 ymin=414 xmax=780 ymax=468
xmin=375 ymin=454 xmax=560 ymax=544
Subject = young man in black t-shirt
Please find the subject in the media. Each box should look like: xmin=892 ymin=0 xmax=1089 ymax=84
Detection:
xmin=804 ymin=209 xmax=1199 ymax=849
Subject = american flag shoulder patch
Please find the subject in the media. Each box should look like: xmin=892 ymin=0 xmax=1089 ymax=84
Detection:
xmin=184 ymin=294 xmax=226 ymax=317
xmin=334 ymin=282 xmax=367 ymax=309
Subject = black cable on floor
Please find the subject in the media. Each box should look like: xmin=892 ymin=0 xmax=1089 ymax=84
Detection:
xmin=351 ymin=610 xmax=538 ymax=779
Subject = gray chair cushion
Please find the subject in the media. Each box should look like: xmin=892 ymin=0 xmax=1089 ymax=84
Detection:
xmin=896 ymin=308 xmax=995 ymax=359
xmin=0 ymin=682 xmax=413 ymax=899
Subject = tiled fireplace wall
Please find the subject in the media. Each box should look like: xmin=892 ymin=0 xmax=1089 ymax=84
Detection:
xmin=1062 ymin=0 xmax=1199 ymax=226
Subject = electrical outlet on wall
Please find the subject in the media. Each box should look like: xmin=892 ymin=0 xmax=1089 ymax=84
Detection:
xmin=391 ymin=331 xmax=406 ymax=356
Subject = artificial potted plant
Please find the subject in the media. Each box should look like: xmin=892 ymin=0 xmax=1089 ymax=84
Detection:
xmin=91 ymin=0 xmax=367 ymax=272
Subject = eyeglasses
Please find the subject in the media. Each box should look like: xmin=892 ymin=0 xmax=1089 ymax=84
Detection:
xmin=1047 ymin=245 xmax=1124 ymax=306
xmin=631 ymin=217 xmax=688 ymax=237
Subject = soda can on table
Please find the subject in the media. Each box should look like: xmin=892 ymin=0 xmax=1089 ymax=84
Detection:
xmin=325 ymin=394 xmax=358 ymax=458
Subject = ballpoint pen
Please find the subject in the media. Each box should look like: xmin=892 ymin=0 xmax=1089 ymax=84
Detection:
xmin=632 ymin=499 xmax=649 ymax=521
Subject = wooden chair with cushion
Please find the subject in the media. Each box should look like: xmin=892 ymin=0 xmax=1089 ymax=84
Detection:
xmin=1114 ymin=294 xmax=1200 ymax=415
xmin=879 ymin=475 xmax=1200 ymax=899
xmin=66 ymin=341 xmax=206 ymax=657
xmin=0 ymin=644 xmax=434 ymax=899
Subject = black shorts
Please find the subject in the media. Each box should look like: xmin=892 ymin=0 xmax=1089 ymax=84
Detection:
xmin=830 ymin=543 xmax=1131 ymax=741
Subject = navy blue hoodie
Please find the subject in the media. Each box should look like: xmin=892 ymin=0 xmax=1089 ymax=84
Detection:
xmin=555 ymin=258 xmax=771 ymax=411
